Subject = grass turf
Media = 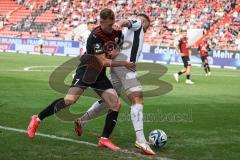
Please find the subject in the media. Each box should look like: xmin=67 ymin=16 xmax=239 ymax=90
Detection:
xmin=0 ymin=52 xmax=240 ymax=160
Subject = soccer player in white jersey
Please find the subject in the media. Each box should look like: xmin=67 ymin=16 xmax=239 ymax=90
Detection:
xmin=78 ymin=21 xmax=95 ymax=53
xmin=75 ymin=14 xmax=155 ymax=155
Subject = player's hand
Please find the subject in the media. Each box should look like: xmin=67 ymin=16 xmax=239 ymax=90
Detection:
xmin=112 ymin=23 xmax=122 ymax=31
xmin=125 ymin=62 xmax=136 ymax=72
xmin=108 ymin=49 xmax=119 ymax=59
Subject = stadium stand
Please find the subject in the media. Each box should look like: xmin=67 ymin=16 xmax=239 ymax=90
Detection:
xmin=0 ymin=0 xmax=239 ymax=50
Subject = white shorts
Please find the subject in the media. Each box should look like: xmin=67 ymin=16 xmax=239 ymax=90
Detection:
xmin=110 ymin=54 xmax=142 ymax=95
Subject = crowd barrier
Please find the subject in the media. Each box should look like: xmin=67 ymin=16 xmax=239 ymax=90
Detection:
xmin=1 ymin=37 xmax=239 ymax=69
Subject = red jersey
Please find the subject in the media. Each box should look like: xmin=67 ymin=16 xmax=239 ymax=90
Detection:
xmin=198 ymin=42 xmax=209 ymax=57
xmin=178 ymin=37 xmax=189 ymax=56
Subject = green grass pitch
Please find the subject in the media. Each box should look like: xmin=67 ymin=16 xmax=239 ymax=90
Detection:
xmin=0 ymin=52 xmax=240 ymax=160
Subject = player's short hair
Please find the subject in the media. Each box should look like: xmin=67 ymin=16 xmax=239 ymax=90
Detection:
xmin=100 ymin=8 xmax=115 ymax=20
xmin=138 ymin=13 xmax=150 ymax=23
xmin=87 ymin=21 xmax=96 ymax=25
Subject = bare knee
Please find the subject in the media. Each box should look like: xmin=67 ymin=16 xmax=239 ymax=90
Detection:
xmin=128 ymin=92 xmax=144 ymax=105
xmin=131 ymin=97 xmax=143 ymax=105
xmin=108 ymin=99 xmax=121 ymax=111
xmin=64 ymin=96 xmax=78 ymax=105
xmin=101 ymin=89 xmax=121 ymax=111
xmin=182 ymin=68 xmax=187 ymax=72
xmin=103 ymin=97 xmax=121 ymax=111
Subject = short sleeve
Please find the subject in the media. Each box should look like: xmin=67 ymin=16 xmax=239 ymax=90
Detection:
xmin=128 ymin=18 xmax=142 ymax=31
xmin=86 ymin=34 xmax=104 ymax=55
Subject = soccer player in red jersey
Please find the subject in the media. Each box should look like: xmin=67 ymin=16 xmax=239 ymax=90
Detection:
xmin=27 ymin=8 xmax=135 ymax=151
xmin=198 ymin=38 xmax=211 ymax=76
xmin=174 ymin=29 xmax=194 ymax=84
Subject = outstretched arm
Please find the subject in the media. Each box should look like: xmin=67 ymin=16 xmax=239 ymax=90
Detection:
xmin=117 ymin=19 xmax=132 ymax=28
xmin=96 ymin=53 xmax=136 ymax=71
xmin=113 ymin=19 xmax=142 ymax=31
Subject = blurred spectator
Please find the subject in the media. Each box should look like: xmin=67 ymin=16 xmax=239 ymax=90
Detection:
xmin=50 ymin=26 xmax=57 ymax=34
xmin=0 ymin=18 xmax=3 ymax=29
xmin=16 ymin=0 xmax=24 ymax=5
xmin=79 ymin=21 xmax=95 ymax=42
xmin=38 ymin=35 xmax=44 ymax=54
xmin=54 ymin=28 xmax=60 ymax=37
xmin=235 ymin=34 xmax=240 ymax=50
xmin=0 ymin=0 xmax=238 ymax=50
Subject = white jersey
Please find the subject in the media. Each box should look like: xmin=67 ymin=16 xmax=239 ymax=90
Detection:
xmin=120 ymin=18 xmax=144 ymax=62
xmin=110 ymin=18 xmax=144 ymax=94
xmin=80 ymin=29 xmax=91 ymax=53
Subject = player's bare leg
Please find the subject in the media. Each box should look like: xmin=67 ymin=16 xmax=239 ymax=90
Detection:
xmin=186 ymin=66 xmax=191 ymax=75
xmin=128 ymin=91 xmax=155 ymax=155
xmin=77 ymin=90 xmax=155 ymax=155
xmin=64 ymin=87 xmax=84 ymax=105
xmin=75 ymin=90 xmax=155 ymax=154
xmin=96 ymin=88 xmax=121 ymax=151
xmin=27 ymin=87 xmax=84 ymax=139
xmin=75 ymin=77 xmax=123 ymax=136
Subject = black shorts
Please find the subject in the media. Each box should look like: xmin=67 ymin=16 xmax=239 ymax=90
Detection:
xmin=71 ymin=65 xmax=113 ymax=92
xmin=181 ymin=56 xmax=191 ymax=68
xmin=201 ymin=56 xmax=208 ymax=63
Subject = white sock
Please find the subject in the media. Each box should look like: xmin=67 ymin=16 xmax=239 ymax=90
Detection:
xmin=80 ymin=100 xmax=108 ymax=126
xmin=131 ymin=104 xmax=147 ymax=144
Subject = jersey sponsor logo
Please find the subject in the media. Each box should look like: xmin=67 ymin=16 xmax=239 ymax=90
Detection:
xmin=93 ymin=43 xmax=103 ymax=54
xmin=95 ymin=44 xmax=100 ymax=49
xmin=115 ymin=37 xmax=119 ymax=43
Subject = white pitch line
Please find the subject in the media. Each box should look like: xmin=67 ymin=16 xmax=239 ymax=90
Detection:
xmin=147 ymin=71 xmax=240 ymax=78
xmin=0 ymin=125 xmax=171 ymax=160
xmin=139 ymin=71 xmax=240 ymax=78
xmin=23 ymin=66 xmax=57 ymax=71
xmin=0 ymin=68 xmax=239 ymax=78
xmin=0 ymin=69 xmax=54 ymax=72
xmin=165 ymin=72 xmax=240 ymax=77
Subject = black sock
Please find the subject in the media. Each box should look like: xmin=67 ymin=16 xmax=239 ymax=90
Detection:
xmin=206 ymin=64 xmax=211 ymax=72
xmin=38 ymin=98 xmax=67 ymax=121
xmin=101 ymin=110 xmax=119 ymax=138
xmin=178 ymin=71 xmax=185 ymax=75
xmin=203 ymin=64 xmax=208 ymax=73
xmin=186 ymin=74 xmax=190 ymax=79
